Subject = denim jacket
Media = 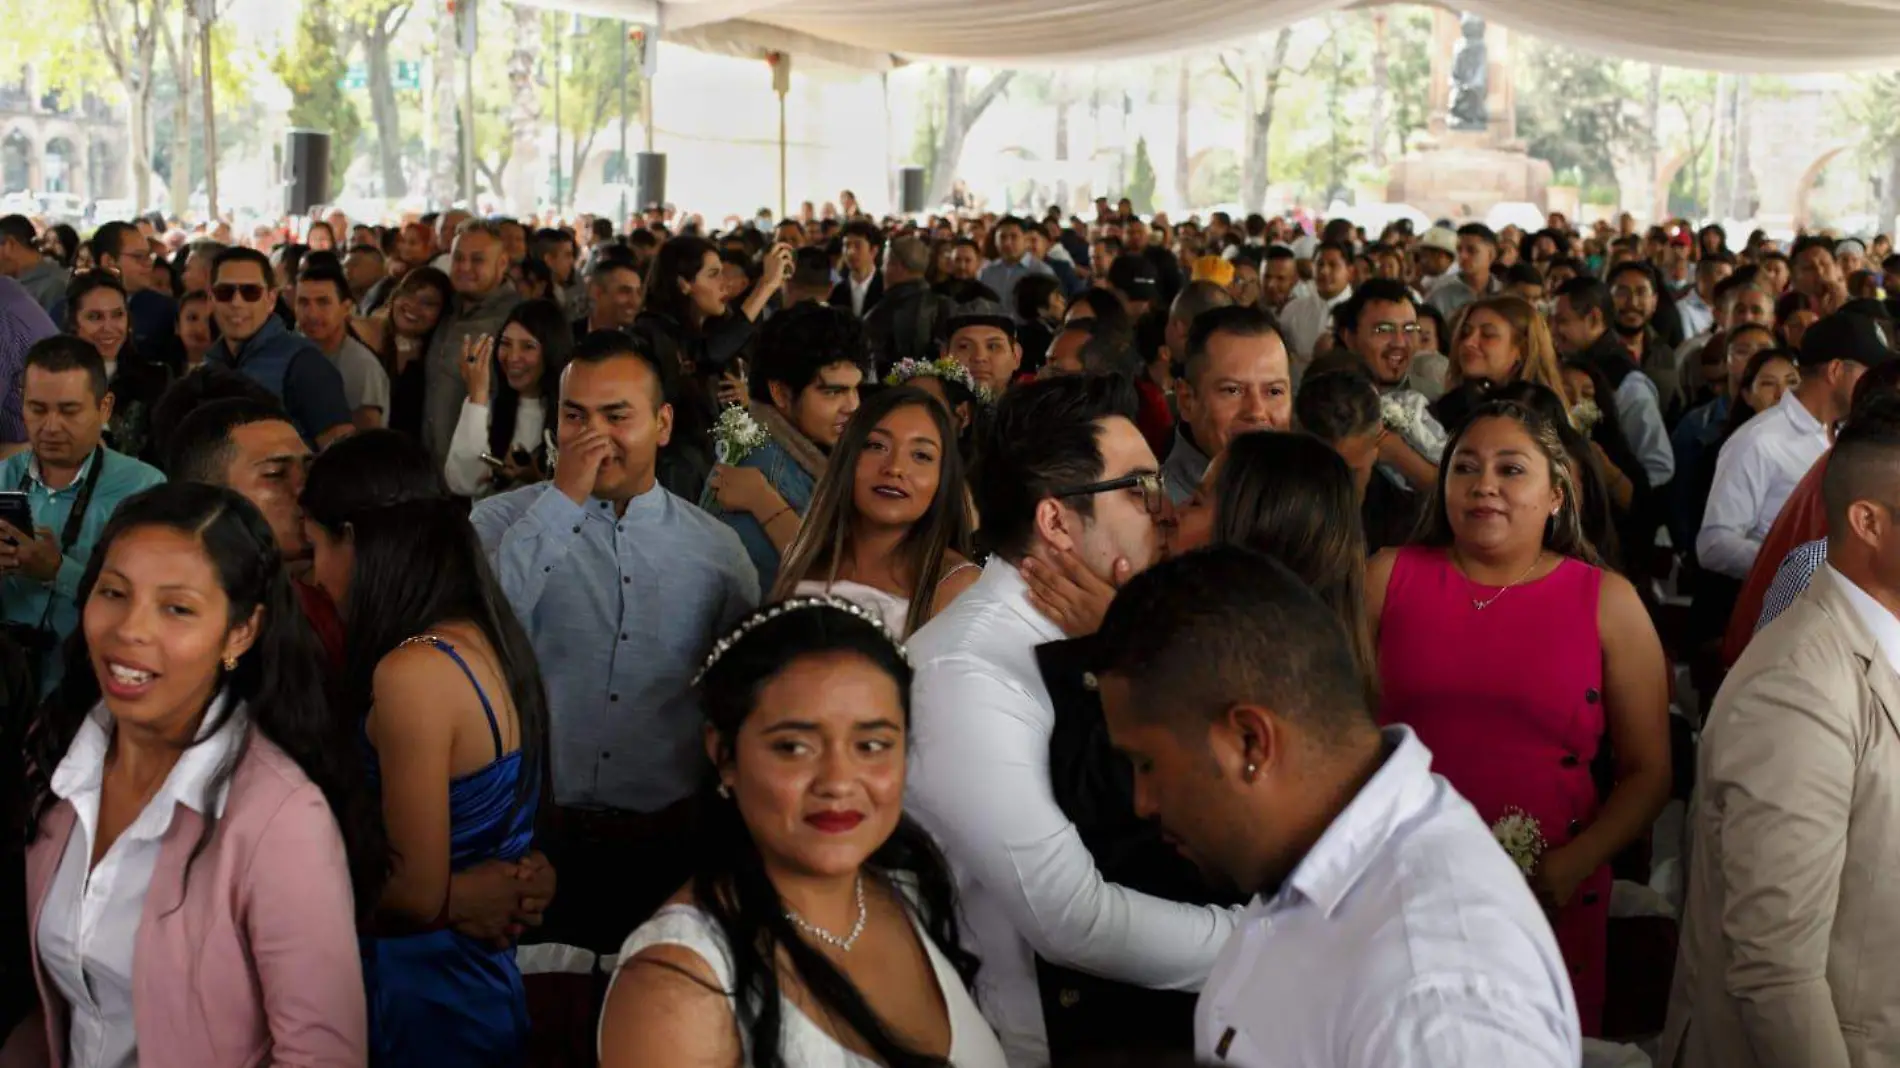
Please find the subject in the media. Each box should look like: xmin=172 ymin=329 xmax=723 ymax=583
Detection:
xmin=701 ymin=439 xmax=816 ymax=593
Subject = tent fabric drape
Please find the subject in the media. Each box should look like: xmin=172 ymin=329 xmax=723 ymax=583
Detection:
xmin=554 ymin=0 xmax=1900 ymax=71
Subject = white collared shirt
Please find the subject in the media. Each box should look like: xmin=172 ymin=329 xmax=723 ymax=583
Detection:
xmin=906 ymin=559 xmax=1240 ymax=1068
xmin=1825 ymin=563 xmax=1900 ymax=675
xmin=848 ymin=271 xmax=876 ymax=318
xmin=1195 ymin=726 xmax=1579 ymax=1068
xmin=1697 ymin=388 xmax=1830 ymax=579
xmin=1280 ymin=285 xmax=1353 ymax=361
xmin=38 ymin=699 xmax=245 ymax=1068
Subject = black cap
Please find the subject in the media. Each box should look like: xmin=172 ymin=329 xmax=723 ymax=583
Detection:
xmin=1107 ymin=254 xmax=1159 ymax=302
xmin=946 ymin=298 xmax=1016 ymax=339
xmin=1798 ymin=310 xmax=1897 ymax=370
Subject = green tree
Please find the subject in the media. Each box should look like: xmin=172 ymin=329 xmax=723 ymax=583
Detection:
xmin=547 ymin=15 xmax=644 ymax=208
xmin=1517 ymin=40 xmax=1639 ymax=190
xmin=271 ymin=0 xmax=361 ymax=194
xmin=1849 ymin=71 xmax=1900 ymax=235
xmin=343 ymin=0 xmax=413 ymax=198
xmin=1126 ymin=135 xmax=1156 ymax=214
xmin=926 ymin=67 xmax=1015 ymax=207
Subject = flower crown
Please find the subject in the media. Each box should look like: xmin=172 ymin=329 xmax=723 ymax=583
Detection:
xmin=885 ymin=356 xmax=993 ymax=404
xmin=692 ymin=595 xmax=910 ymax=686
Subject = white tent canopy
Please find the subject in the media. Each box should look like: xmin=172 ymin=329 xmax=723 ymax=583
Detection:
xmin=523 ymin=0 xmax=1900 ymax=71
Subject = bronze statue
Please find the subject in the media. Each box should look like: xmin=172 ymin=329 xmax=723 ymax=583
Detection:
xmin=1449 ymin=13 xmax=1489 ymax=131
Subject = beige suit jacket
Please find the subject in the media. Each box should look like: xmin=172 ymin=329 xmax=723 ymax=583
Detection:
xmin=1663 ymin=565 xmax=1900 ymax=1068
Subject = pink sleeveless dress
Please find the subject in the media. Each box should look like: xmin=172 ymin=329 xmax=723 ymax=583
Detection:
xmin=1377 ymin=545 xmax=1609 ymax=1035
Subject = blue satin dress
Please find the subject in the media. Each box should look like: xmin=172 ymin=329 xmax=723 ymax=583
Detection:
xmin=362 ymin=636 xmax=538 ymax=1067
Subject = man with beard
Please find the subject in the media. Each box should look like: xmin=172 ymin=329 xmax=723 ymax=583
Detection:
xmin=1089 ymin=546 xmax=1579 ymax=1067
xmin=1335 ymin=279 xmax=1443 ymax=492
xmin=1552 ymin=276 xmax=1674 ymax=491
xmin=1608 ymin=260 xmax=1688 ymax=421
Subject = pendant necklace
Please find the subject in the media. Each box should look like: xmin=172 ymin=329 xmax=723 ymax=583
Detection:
xmin=785 ymin=873 xmax=868 ymax=952
xmin=1457 ymin=550 xmax=1546 ymax=611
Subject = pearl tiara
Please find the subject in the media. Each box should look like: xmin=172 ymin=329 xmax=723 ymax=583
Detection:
xmin=692 ymin=595 xmax=911 ymax=686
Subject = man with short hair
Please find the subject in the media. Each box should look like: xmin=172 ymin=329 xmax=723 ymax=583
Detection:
xmin=908 ymin=375 xmax=1237 ymax=1068
xmin=1161 ymin=305 xmax=1293 ymax=503
xmin=423 ymin=220 xmax=521 ymax=464
xmin=0 ymin=215 xmax=65 ymax=311
xmin=978 ymin=216 xmax=1055 ymax=310
xmin=430 ymin=209 xmax=472 ymax=272
xmin=702 ymin=303 xmax=863 ymax=590
xmin=1278 ymin=240 xmax=1354 ymax=364
xmin=1790 ymin=234 xmax=1845 ymax=310
xmin=576 ymin=252 xmax=643 ymax=337
xmin=1428 ymin=223 xmax=1502 ymax=317
xmin=1608 ymin=260 xmax=1687 ymax=417
xmin=73 ymin=221 xmax=175 ymax=352
xmin=1678 ymin=254 xmax=1734 ymax=339
xmin=1090 ymin=546 xmax=1580 ymax=1067
xmin=1297 ymin=368 xmax=1422 ymax=553
xmin=946 ymin=298 xmax=1024 ymax=399
xmin=827 ymin=220 xmax=884 ymax=318
xmin=1553 ymin=276 xmax=1674 ymax=490
xmin=534 ymin=227 xmax=586 ymax=317
xmin=341 ymin=244 xmax=387 ymax=309
xmin=1259 ymin=245 xmax=1300 ymax=315
xmin=1106 ymin=254 xmax=1161 ymax=319
xmin=473 ymin=330 xmax=757 ymax=954
xmin=203 ymin=247 xmax=353 ymax=447
xmin=0 ymin=336 xmax=165 ymax=691
xmin=1335 ymin=278 xmax=1443 ymax=491
xmin=947 ymin=237 xmax=983 ymax=283
xmin=294 ymin=262 xmax=391 ymax=430
xmin=863 ymin=235 xmax=953 ymax=375
xmin=1699 ymin=311 xmax=1893 ymax=579
xmin=1666 ymin=397 xmax=1900 ymax=1067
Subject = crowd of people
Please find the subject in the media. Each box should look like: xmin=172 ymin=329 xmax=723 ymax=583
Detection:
xmin=0 ymin=188 xmax=1888 ymax=1067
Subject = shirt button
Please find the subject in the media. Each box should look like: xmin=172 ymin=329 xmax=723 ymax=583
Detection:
xmin=602 ymin=751 xmax=612 ymax=760
xmin=623 ymin=576 xmax=631 ymax=584
xmin=1567 ymin=819 xmax=1583 ymax=836
xmin=1560 ymin=753 xmax=1579 ymax=768
xmin=543 ymin=566 xmax=551 ymax=573
xmin=610 ymin=693 xmax=619 ymax=702
xmin=1585 ymin=687 xmax=1601 ymax=704
xmin=572 ymin=525 xmax=581 ymax=534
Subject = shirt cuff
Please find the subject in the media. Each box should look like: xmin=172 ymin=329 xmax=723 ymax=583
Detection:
xmin=526 ymin=484 xmax=589 ymax=533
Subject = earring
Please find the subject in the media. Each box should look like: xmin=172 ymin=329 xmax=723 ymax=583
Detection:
xmin=716 ymin=782 xmax=732 ymax=799
xmin=222 ymin=656 xmax=238 ymax=672
xmin=1244 ymin=763 xmax=1258 ymax=780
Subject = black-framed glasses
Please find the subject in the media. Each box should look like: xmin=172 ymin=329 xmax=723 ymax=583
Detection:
xmin=1053 ymin=471 xmax=1169 ymax=515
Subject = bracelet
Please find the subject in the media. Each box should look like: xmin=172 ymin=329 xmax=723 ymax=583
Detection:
xmin=761 ymin=506 xmax=794 ymax=526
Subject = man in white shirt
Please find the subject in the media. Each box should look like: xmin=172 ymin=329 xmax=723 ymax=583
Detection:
xmin=1698 ymin=311 xmax=1892 ymax=579
xmin=1088 ymin=545 xmax=1579 ymax=1068
xmin=1676 ymin=255 xmax=1733 ymax=341
xmin=907 ymin=374 xmax=1238 ymax=1068
xmin=1552 ymin=276 xmax=1675 ymax=489
xmin=293 ymin=261 xmax=391 ymax=430
xmin=1277 ymin=240 xmax=1353 ymax=366
xmin=978 ymin=216 xmax=1056 ymax=312
xmin=826 ymin=221 xmax=884 ymax=318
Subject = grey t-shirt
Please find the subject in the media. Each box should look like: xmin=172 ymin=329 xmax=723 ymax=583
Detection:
xmin=324 ymin=334 xmax=392 ymax=426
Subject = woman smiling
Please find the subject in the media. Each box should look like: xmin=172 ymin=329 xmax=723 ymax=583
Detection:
xmin=444 ymin=299 xmax=573 ymax=498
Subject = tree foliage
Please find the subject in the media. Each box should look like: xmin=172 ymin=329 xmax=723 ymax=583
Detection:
xmin=271 ymin=0 xmax=361 ymax=193
xmin=1517 ymin=39 xmax=1639 ymax=189
xmin=1126 ymin=135 xmax=1156 ymax=213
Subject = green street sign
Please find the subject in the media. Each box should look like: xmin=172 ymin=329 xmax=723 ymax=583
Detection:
xmin=340 ymin=64 xmax=367 ymax=90
xmin=394 ymin=61 xmax=422 ymax=91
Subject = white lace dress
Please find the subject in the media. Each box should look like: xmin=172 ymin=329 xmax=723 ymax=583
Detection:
xmin=600 ymin=887 xmax=1007 ymax=1067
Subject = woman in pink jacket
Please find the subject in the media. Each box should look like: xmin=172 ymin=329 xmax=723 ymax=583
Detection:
xmin=4 ymin=482 xmax=373 ymax=1068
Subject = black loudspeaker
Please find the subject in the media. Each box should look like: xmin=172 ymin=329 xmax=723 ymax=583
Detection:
xmin=284 ymin=129 xmax=331 ymax=216
xmin=634 ymin=152 xmax=667 ymax=212
xmin=900 ymin=167 xmax=925 ymax=214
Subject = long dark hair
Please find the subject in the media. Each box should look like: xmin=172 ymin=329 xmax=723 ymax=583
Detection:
xmin=374 ymin=267 xmax=454 ymax=380
xmin=23 ymin=483 xmax=382 ymax=907
xmin=1489 ymin=381 xmax=1623 ymax=571
xmin=769 ymin=387 xmax=973 ymax=636
xmin=486 ymin=298 xmax=573 ymax=462
xmin=1723 ymin=346 xmax=1799 ymax=441
xmin=301 ymin=431 xmax=548 ymax=881
xmin=1211 ymin=431 xmax=1374 ymax=684
xmin=1417 ymin=397 xmax=1601 ymax=566
xmin=691 ymin=601 xmax=976 ymax=1068
xmin=641 ymin=236 xmax=719 ymax=330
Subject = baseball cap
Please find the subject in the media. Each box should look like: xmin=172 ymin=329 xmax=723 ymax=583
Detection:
xmin=1797 ymin=310 xmax=1896 ymax=370
xmin=1419 ymin=226 xmax=1458 ymax=256
xmin=947 ymin=298 xmax=1017 ymax=339
xmin=1107 ymin=254 xmax=1159 ymax=302
xmin=1191 ymin=255 xmax=1235 ymax=287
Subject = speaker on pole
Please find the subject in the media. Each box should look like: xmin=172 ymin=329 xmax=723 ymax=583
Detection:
xmin=635 ymin=151 xmax=667 ymax=213
xmin=899 ymin=167 xmax=926 ymax=214
xmin=284 ymin=129 xmax=331 ymax=217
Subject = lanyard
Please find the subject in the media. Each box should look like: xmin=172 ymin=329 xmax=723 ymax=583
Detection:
xmin=19 ymin=446 xmax=107 ymax=556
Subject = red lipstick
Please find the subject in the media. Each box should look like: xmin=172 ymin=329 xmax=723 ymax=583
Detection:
xmin=805 ymin=811 xmax=865 ymax=834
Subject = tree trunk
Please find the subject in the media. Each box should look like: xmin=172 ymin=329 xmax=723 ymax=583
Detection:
xmin=1709 ymin=74 xmax=1733 ymax=220
xmin=364 ymin=15 xmax=408 ymax=198
xmin=1174 ymin=58 xmax=1191 ymax=210
xmin=926 ymin=67 xmax=1015 ymax=207
xmin=1239 ymin=29 xmax=1293 ymax=214
xmin=429 ymin=4 xmax=460 ymax=206
xmin=1880 ymin=140 xmax=1900 ymax=238
xmin=504 ymin=3 xmax=542 ymax=214
xmin=1733 ymin=76 xmax=1756 ymax=218
xmin=166 ymin=13 xmax=193 ymax=216
xmin=1645 ymin=63 xmax=1662 ymax=221
xmin=1055 ymin=93 xmax=1071 ymax=213
xmin=1369 ymin=12 xmax=1389 ymax=167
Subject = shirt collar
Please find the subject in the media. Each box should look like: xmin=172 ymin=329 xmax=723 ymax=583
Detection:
xmin=1272 ymin=725 xmax=1436 ymax=919
xmin=1778 ymin=386 xmax=1824 ymax=435
xmin=1826 ymin=563 xmax=1900 ymax=673
xmin=26 ymin=447 xmax=98 ymax=492
xmin=982 ymin=557 xmax=1066 ymax=644
xmin=51 ymin=692 xmax=248 ymax=828
xmin=590 ymin=480 xmax=668 ymax=522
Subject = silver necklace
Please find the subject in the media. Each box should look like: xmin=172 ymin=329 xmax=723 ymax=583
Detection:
xmin=784 ymin=874 xmax=867 ymax=952
xmin=1457 ymin=551 xmax=1546 ymax=611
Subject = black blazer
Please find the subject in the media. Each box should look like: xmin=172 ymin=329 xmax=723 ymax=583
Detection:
xmin=827 ymin=271 xmax=884 ymax=318
xmin=1034 ymin=636 xmax=1244 ymax=1065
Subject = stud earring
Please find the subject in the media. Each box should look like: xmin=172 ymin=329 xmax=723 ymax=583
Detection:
xmin=717 ymin=782 xmax=732 ymax=799
xmin=222 ymin=656 xmax=238 ymax=672
xmin=1244 ymin=763 xmax=1258 ymax=779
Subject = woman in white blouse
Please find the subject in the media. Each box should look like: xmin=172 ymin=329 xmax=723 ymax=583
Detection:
xmin=444 ymin=298 xmax=572 ymax=498
xmin=771 ymin=386 xmax=980 ymax=636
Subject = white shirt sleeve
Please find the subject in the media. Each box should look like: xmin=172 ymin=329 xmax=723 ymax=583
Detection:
xmin=906 ymin=658 xmax=1239 ymax=988
xmin=1615 ymin=374 xmax=1675 ymax=488
xmin=1347 ymin=979 xmax=1578 ymax=1068
xmin=443 ymin=399 xmax=495 ymax=498
xmin=1697 ymin=431 xmax=1768 ymax=579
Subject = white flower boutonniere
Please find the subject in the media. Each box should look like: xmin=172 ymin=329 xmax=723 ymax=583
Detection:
xmin=1571 ymin=398 xmax=1603 ymax=433
xmin=1491 ymin=808 xmax=1547 ymax=878
xmin=1380 ymin=394 xmax=1422 ymax=440
xmin=713 ymin=405 xmax=770 ymax=465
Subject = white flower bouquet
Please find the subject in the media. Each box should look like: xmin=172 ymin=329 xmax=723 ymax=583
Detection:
xmin=713 ymin=405 xmax=770 ymax=465
xmin=1492 ymin=807 xmax=1547 ymax=878
xmin=1380 ymin=394 xmax=1421 ymax=439
xmin=1571 ymin=398 xmax=1603 ymax=433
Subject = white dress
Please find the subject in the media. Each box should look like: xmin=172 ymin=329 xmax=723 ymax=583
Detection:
xmin=794 ymin=579 xmax=911 ymax=637
xmin=601 ymin=888 xmax=1008 ymax=1068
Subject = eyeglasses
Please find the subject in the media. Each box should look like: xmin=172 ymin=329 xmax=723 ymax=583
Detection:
xmin=1370 ymin=322 xmax=1422 ymax=338
xmin=212 ymin=283 xmax=268 ymax=304
xmin=1053 ymin=472 xmax=1169 ymax=515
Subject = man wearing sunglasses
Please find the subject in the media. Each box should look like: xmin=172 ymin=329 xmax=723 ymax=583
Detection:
xmin=203 ymin=247 xmax=353 ymax=448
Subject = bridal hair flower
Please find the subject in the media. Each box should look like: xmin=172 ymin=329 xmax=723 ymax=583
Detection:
xmin=692 ymin=595 xmax=910 ymax=686
xmin=712 ymin=404 xmax=770 ymax=465
xmin=1491 ymin=808 xmax=1547 ymax=877
xmin=885 ymin=355 xmax=994 ymax=404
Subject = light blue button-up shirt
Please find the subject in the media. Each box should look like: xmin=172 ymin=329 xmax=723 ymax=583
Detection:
xmin=0 ymin=446 xmax=165 ymax=694
xmin=1194 ymin=726 xmax=1580 ymax=1067
xmin=472 ymin=481 xmax=758 ymax=812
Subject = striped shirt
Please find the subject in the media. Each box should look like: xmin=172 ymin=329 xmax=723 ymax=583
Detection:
xmin=1756 ymin=538 xmax=1827 ymax=634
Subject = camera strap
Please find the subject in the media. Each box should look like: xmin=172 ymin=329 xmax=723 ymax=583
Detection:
xmin=17 ymin=445 xmax=107 ymax=556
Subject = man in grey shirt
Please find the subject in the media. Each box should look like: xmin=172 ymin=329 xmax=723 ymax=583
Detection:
xmin=473 ymin=330 xmax=757 ymax=954
xmin=0 ymin=215 xmax=66 ymax=312
xmin=294 ymin=261 xmax=391 ymax=429
xmin=424 ymin=219 xmax=520 ymax=463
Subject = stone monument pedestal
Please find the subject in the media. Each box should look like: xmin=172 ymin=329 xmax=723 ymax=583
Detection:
xmin=1385 ymin=10 xmax=1552 ymax=222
